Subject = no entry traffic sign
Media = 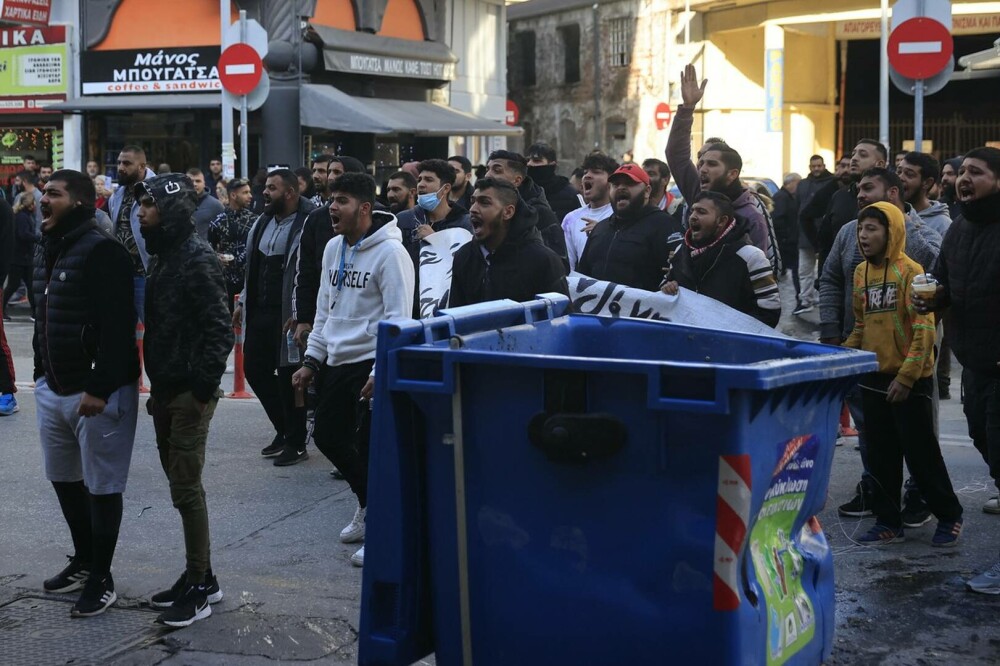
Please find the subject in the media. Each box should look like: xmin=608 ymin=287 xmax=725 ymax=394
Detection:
xmin=654 ymin=102 xmax=672 ymax=130
xmin=218 ymin=43 xmax=263 ymax=96
xmin=888 ymin=17 xmax=954 ymax=80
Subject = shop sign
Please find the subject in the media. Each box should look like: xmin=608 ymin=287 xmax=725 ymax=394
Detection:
xmin=837 ymin=13 xmax=1000 ymax=40
xmin=0 ymin=0 xmax=51 ymax=28
xmin=0 ymin=25 xmax=66 ymax=113
xmin=80 ymin=46 xmax=221 ymax=95
xmin=324 ymin=50 xmax=455 ymax=81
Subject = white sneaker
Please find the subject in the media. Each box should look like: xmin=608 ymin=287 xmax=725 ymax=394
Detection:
xmin=983 ymin=497 xmax=1000 ymax=514
xmin=340 ymin=505 xmax=366 ymax=543
xmin=968 ymin=561 xmax=1000 ymax=594
xmin=351 ymin=545 xmax=365 ymax=567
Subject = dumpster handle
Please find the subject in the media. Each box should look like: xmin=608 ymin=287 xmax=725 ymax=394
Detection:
xmin=528 ymin=413 xmax=627 ymax=462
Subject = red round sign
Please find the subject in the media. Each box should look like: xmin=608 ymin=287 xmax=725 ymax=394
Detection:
xmin=888 ymin=17 xmax=954 ymax=80
xmin=654 ymin=102 xmax=672 ymax=130
xmin=505 ymin=99 xmax=519 ymax=126
xmin=218 ymin=43 xmax=263 ymax=96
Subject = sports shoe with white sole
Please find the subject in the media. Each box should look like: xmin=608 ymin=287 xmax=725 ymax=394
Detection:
xmin=43 ymin=556 xmax=90 ymax=594
xmin=968 ymin=561 xmax=1000 ymax=595
xmin=983 ymin=497 xmax=1000 ymax=514
xmin=156 ymin=583 xmax=212 ymax=627
xmin=340 ymin=505 xmax=366 ymax=544
xmin=351 ymin=545 xmax=365 ymax=567
xmin=150 ymin=571 xmax=223 ymax=608
xmin=71 ymin=573 xmax=117 ymax=617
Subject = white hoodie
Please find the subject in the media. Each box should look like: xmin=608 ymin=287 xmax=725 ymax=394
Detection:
xmin=305 ymin=211 xmax=414 ymax=374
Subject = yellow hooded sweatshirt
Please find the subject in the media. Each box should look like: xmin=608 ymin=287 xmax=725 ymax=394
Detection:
xmin=844 ymin=201 xmax=935 ymax=388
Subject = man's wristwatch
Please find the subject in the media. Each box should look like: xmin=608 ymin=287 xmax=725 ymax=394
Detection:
xmin=302 ymin=356 xmax=321 ymax=372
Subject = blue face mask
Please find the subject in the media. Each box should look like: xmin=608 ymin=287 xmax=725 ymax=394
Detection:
xmin=417 ymin=186 xmax=443 ymax=211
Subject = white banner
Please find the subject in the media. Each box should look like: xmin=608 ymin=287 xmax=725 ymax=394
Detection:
xmin=417 ymin=227 xmax=472 ymax=319
xmin=567 ymin=274 xmax=787 ymax=338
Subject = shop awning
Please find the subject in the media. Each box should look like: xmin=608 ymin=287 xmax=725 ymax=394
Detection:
xmin=46 ymin=94 xmax=221 ymax=112
xmin=300 ymin=84 xmax=520 ymax=137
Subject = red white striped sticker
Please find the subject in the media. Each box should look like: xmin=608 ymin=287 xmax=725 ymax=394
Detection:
xmin=714 ymin=454 xmax=752 ymax=611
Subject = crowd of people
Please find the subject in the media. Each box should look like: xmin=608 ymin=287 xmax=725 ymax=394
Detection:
xmin=0 ymin=61 xmax=998 ymax=628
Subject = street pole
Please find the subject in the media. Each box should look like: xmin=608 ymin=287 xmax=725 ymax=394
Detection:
xmin=240 ymin=10 xmax=249 ymax=180
xmin=879 ymin=0 xmax=890 ymax=153
xmin=592 ymin=3 xmax=601 ymax=149
xmin=220 ymin=0 xmax=235 ymax=181
xmin=913 ymin=80 xmax=924 ymax=153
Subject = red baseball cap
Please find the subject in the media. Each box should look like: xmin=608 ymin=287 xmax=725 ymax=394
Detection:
xmin=608 ymin=163 xmax=650 ymax=186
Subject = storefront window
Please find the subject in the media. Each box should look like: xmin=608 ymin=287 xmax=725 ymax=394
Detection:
xmin=0 ymin=127 xmax=53 ymax=192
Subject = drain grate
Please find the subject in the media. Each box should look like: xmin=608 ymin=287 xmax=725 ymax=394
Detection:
xmin=0 ymin=596 xmax=167 ymax=666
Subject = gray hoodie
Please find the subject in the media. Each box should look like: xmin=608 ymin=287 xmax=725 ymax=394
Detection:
xmin=914 ymin=199 xmax=952 ymax=238
xmin=818 ymin=205 xmax=942 ymax=340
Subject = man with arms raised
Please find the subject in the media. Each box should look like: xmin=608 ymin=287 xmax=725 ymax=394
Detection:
xmin=666 ymin=64 xmax=780 ymax=275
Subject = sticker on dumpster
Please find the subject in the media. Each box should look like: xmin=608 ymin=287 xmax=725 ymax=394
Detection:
xmin=749 ymin=435 xmax=818 ymax=665
xmin=714 ymin=454 xmax=752 ymax=611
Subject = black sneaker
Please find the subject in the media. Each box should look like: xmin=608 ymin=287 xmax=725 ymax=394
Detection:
xmin=329 ymin=468 xmax=345 ymax=480
xmin=792 ymin=302 xmax=814 ymax=315
xmin=902 ymin=486 xmax=932 ymax=528
xmin=71 ymin=573 xmax=116 ymax=617
xmin=156 ymin=583 xmax=212 ymax=628
xmin=261 ymin=434 xmax=284 ymax=458
xmin=838 ymin=491 xmax=873 ymax=517
xmin=273 ymin=446 xmax=308 ymax=467
xmin=150 ymin=571 xmax=223 ymax=609
xmin=43 ymin=556 xmax=91 ymax=594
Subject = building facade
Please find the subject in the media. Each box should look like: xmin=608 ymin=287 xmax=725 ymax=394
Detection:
xmin=3 ymin=0 xmax=512 ymax=181
xmin=508 ymin=0 xmax=1000 ymax=180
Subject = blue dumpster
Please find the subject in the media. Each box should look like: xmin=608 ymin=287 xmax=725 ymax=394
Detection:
xmin=359 ymin=295 xmax=877 ymax=666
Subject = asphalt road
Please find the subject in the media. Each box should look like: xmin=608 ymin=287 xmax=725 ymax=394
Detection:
xmin=1 ymin=284 xmax=999 ymax=665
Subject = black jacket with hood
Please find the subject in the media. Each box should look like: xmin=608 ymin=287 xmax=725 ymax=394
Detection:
xmin=529 ymin=165 xmax=582 ymax=224
xmin=667 ymin=216 xmax=781 ymax=327
xmin=576 ymin=204 xmax=674 ymax=292
xmin=518 ymin=176 xmax=568 ymax=264
xmin=933 ymin=191 xmax=1000 ymax=378
xmin=450 ymin=198 xmax=568 ymax=307
xmin=140 ymin=174 xmax=234 ymax=403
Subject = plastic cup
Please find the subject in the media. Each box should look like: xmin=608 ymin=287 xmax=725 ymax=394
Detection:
xmin=911 ymin=273 xmax=938 ymax=298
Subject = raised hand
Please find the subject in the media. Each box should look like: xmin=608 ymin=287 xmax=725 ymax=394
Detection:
xmin=680 ymin=63 xmax=708 ymax=107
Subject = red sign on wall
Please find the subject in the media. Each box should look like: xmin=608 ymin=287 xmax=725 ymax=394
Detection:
xmin=506 ymin=99 xmax=519 ymax=126
xmin=654 ymin=102 xmax=672 ymax=130
xmin=0 ymin=0 xmax=52 ymax=28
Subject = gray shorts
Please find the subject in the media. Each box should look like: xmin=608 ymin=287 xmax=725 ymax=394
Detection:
xmin=35 ymin=378 xmax=139 ymax=495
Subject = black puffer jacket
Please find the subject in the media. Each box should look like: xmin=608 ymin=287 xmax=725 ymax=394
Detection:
xmin=449 ymin=198 xmax=568 ymax=307
xmin=576 ymin=205 xmax=674 ymax=292
xmin=141 ymin=174 xmax=234 ymax=402
xmin=32 ymin=206 xmax=139 ymax=399
xmin=933 ymin=191 xmax=1000 ymax=377
xmin=518 ymin=177 xmax=568 ymax=264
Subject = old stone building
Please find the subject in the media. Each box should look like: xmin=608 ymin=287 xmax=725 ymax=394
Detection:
xmin=507 ymin=0 xmax=688 ymax=170
xmin=508 ymin=0 xmax=1000 ymax=180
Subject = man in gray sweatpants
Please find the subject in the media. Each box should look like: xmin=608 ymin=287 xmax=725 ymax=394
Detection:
xmin=33 ymin=169 xmax=140 ymax=617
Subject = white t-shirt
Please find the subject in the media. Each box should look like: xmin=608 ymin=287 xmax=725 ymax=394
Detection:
xmin=562 ymin=202 xmax=613 ymax=271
